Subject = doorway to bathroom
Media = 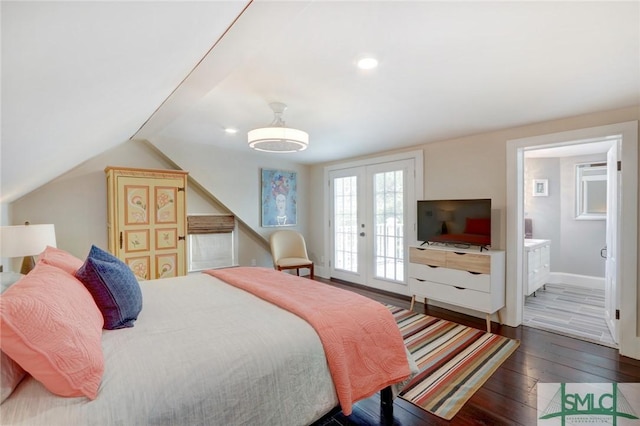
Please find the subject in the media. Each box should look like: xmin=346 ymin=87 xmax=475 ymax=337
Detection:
xmin=521 ymin=139 xmax=618 ymax=347
xmin=507 ymin=120 xmax=638 ymax=357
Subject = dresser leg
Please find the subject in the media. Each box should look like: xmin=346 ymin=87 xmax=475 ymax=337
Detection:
xmin=410 ymin=295 xmax=416 ymax=311
xmin=497 ymin=310 xmax=502 ymax=325
xmin=486 ymin=314 xmax=491 ymax=333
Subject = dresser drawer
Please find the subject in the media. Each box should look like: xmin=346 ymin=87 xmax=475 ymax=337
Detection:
xmin=445 ymin=251 xmax=490 ymax=274
xmin=409 ymin=263 xmax=490 ymax=292
xmin=409 ymin=278 xmax=493 ymax=312
xmin=409 ymin=247 xmax=446 ymax=267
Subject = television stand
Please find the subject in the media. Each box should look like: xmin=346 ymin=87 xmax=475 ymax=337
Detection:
xmin=408 ymin=245 xmax=505 ymax=332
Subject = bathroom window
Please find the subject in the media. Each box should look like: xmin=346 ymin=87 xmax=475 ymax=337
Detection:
xmin=575 ymin=163 xmax=607 ymax=220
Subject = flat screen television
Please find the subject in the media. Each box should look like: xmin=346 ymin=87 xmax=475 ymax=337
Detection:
xmin=417 ymin=199 xmax=492 ymax=248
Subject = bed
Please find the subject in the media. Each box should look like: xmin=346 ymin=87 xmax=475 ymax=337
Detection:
xmin=0 ymin=246 xmax=415 ymax=425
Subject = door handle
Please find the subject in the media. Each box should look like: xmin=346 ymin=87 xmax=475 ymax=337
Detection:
xmin=600 ymin=246 xmax=607 ymax=259
xmin=359 ymin=232 xmax=365 ymax=237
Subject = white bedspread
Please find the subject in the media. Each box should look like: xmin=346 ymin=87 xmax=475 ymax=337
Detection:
xmin=0 ymin=273 xmax=338 ymax=425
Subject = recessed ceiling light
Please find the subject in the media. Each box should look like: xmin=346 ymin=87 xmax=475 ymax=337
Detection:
xmin=357 ymin=57 xmax=378 ymax=70
xmin=224 ymin=128 xmax=238 ymax=134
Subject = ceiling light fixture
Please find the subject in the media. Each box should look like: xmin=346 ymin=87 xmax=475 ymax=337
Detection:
xmin=357 ymin=56 xmax=378 ymax=70
xmin=247 ymin=102 xmax=308 ymax=153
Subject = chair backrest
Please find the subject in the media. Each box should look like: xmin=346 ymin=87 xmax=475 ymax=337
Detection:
xmin=269 ymin=230 xmax=309 ymax=264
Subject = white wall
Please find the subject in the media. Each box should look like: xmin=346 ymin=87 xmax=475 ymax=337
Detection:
xmin=147 ymin=137 xmax=314 ymax=264
xmin=525 ymin=154 xmax=607 ymax=278
xmin=6 ymin=140 xmax=270 ymax=270
xmin=559 ymin=154 xmax=607 ymax=277
xmin=524 ymin=158 xmax=561 ymax=246
xmin=0 ymin=201 xmax=11 ymax=270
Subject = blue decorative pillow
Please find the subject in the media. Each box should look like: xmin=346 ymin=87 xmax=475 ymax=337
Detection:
xmin=75 ymin=245 xmax=142 ymax=329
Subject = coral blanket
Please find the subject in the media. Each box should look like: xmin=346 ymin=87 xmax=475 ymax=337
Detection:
xmin=204 ymin=267 xmax=411 ymax=415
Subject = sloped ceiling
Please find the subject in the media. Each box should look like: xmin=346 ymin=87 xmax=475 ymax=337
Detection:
xmin=2 ymin=1 xmax=639 ymax=204
xmin=1 ymin=1 xmax=250 ymax=203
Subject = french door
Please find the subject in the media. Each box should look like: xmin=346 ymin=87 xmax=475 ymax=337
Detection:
xmin=329 ymin=159 xmax=415 ymax=293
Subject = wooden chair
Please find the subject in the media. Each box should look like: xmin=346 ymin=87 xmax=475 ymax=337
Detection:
xmin=269 ymin=230 xmax=314 ymax=279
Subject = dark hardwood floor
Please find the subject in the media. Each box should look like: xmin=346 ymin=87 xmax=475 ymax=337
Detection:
xmin=311 ymin=278 xmax=640 ymax=426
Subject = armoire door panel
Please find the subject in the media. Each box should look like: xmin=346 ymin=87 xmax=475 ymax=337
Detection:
xmin=106 ymin=166 xmax=188 ymax=280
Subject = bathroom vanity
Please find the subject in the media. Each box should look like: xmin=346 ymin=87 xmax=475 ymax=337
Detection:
xmin=524 ymin=239 xmax=551 ymax=296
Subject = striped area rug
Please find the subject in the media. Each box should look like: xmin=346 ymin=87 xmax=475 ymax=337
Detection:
xmin=388 ymin=305 xmax=520 ymax=420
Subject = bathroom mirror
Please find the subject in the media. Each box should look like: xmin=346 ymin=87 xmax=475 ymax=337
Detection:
xmin=575 ymin=163 xmax=607 ymax=220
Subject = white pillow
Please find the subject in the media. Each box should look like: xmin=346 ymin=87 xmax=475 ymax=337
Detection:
xmin=0 ymin=350 xmax=26 ymax=404
xmin=1 ymin=272 xmax=27 ymax=404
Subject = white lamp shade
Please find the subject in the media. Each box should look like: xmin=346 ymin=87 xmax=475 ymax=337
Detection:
xmin=0 ymin=224 xmax=57 ymax=258
xmin=248 ymin=127 xmax=309 ymax=153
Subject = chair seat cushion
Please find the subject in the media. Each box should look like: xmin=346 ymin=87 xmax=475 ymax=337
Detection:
xmin=276 ymin=258 xmax=313 ymax=268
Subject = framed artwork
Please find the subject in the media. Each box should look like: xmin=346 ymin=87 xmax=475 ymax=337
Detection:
xmin=533 ymin=179 xmax=549 ymax=197
xmin=261 ymin=169 xmax=297 ymax=227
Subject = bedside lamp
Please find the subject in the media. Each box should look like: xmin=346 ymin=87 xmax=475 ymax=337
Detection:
xmin=0 ymin=223 xmax=57 ymax=274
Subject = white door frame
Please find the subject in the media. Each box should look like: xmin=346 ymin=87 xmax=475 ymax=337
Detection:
xmin=604 ymin=143 xmax=619 ymax=343
xmin=506 ymin=121 xmax=638 ymax=358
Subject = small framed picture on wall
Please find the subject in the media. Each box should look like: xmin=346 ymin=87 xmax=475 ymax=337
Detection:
xmin=533 ymin=179 xmax=548 ymax=197
xmin=261 ymin=169 xmax=297 ymax=227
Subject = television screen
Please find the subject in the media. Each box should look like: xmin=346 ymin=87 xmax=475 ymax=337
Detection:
xmin=417 ymin=199 xmax=492 ymax=247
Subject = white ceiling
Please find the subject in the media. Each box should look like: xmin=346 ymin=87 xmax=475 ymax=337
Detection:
xmin=2 ymin=1 xmax=639 ymax=204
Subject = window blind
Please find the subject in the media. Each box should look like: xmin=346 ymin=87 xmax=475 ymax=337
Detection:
xmin=187 ymin=215 xmax=235 ymax=234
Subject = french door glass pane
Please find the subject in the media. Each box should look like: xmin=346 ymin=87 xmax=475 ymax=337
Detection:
xmin=334 ymin=176 xmax=358 ymax=273
xmin=374 ymin=170 xmax=404 ymax=281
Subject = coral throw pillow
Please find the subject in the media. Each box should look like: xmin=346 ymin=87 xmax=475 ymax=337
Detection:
xmin=37 ymin=245 xmax=84 ymax=275
xmin=75 ymin=245 xmax=143 ymax=330
xmin=0 ymin=263 xmax=104 ymax=399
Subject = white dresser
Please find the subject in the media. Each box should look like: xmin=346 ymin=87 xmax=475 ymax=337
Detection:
xmin=408 ymin=246 xmax=505 ymax=332
xmin=524 ymin=239 xmax=551 ymax=296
